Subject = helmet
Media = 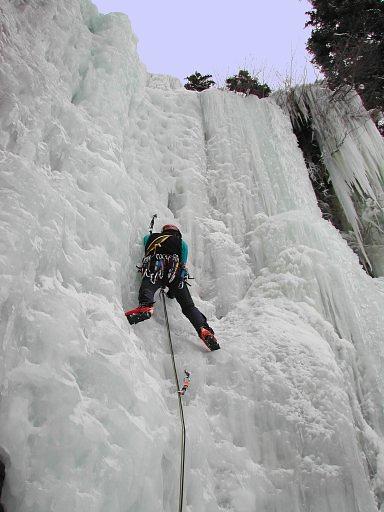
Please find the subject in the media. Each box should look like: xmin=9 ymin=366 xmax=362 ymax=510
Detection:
xmin=161 ymin=224 xmax=180 ymax=234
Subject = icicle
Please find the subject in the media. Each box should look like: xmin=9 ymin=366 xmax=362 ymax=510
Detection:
xmin=273 ymin=84 xmax=384 ymax=274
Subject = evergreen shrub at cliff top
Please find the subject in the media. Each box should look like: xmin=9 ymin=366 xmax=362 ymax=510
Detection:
xmin=184 ymin=72 xmax=215 ymax=92
xmin=225 ymin=70 xmax=271 ymax=98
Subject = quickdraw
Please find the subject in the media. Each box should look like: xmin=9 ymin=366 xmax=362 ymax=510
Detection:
xmin=178 ymin=370 xmax=191 ymax=396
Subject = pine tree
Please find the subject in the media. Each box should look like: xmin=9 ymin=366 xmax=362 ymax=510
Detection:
xmin=184 ymin=72 xmax=215 ymax=92
xmin=306 ymin=0 xmax=384 ymax=111
xmin=225 ymin=70 xmax=271 ymax=98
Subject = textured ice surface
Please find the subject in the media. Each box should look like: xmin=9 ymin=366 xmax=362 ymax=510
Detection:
xmin=1 ymin=1 xmax=384 ymax=511
xmin=274 ymin=85 xmax=384 ymax=275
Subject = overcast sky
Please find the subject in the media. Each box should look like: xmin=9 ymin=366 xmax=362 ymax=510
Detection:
xmin=92 ymin=0 xmax=319 ymax=89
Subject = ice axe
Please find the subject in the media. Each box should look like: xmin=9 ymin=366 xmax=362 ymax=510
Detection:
xmin=149 ymin=213 xmax=157 ymax=234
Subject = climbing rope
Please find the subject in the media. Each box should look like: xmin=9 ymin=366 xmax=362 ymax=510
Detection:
xmin=160 ymin=289 xmax=186 ymax=512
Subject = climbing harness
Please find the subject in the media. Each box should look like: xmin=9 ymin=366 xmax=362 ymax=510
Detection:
xmin=160 ymin=289 xmax=187 ymax=512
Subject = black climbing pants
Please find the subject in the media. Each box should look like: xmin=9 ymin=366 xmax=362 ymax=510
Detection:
xmin=138 ymin=276 xmax=207 ymax=333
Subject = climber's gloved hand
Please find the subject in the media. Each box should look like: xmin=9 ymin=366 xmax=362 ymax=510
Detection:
xmin=178 ymin=266 xmax=189 ymax=289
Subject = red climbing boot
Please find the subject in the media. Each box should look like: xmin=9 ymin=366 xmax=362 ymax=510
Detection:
xmin=125 ymin=305 xmax=154 ymax=325
xmin=199 ymin=326 xmax=220 ymax=351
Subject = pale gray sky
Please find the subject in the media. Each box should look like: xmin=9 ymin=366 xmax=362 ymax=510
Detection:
xmin=92 ymin=0 xmax=319 ymax=89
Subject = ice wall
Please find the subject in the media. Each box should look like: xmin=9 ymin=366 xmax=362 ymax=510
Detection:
xmin=1 ymin=1 xmax=384 ymax=511
xmin=274 ymin=85 xmax=384 ymax=275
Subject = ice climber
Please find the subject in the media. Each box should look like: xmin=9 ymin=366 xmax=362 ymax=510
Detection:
xmin=125 ymin=224 xmax=220 ymax=351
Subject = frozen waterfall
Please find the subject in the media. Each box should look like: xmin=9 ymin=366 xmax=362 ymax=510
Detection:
xmin=1 ymin=1 xmax=384 ymax=511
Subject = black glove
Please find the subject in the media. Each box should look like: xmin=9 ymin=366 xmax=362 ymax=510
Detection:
xmin=178 ymin=266 xmax=189 ymax=289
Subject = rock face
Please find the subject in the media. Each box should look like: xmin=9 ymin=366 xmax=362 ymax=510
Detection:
xmin=0 ymin=1 xmax=384 ymax=511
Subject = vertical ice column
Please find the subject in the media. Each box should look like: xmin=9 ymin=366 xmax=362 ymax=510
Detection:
xmin=200 ymin=89 xmax=320 ymax=244
xmin=274 ymin=85 xmax=384 ymax=275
